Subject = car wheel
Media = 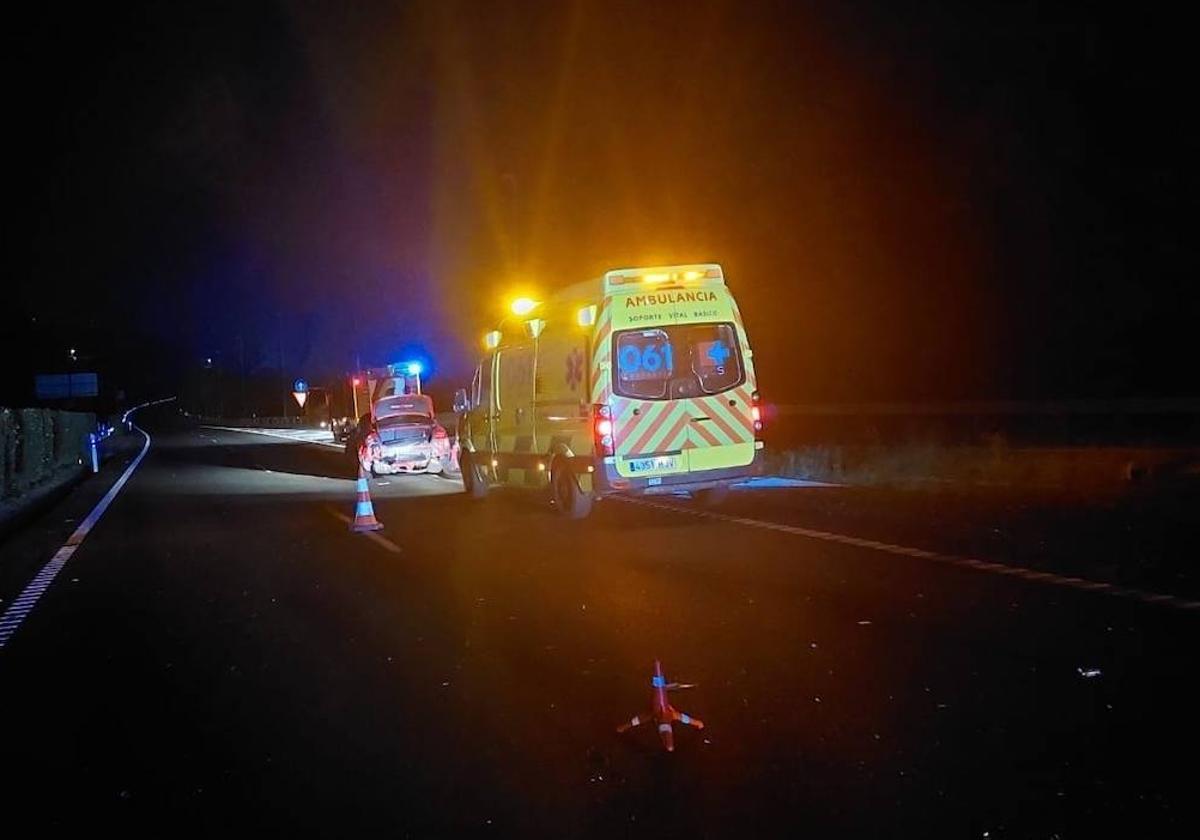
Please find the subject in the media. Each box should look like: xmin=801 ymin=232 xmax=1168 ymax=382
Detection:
xmin=693 ymin=485 xmax=730 ymax=507
xmin=461 ymin=452 xmax=489 ymax=499
xmin=552 ymin=459 xmax=592 ymax=520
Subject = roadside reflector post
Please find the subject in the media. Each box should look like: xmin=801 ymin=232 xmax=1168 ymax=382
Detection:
xmin=88 ymin=432 xmax=99 ymax=473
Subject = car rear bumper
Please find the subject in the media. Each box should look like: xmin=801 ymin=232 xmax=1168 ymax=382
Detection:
xmin=373 ymin=445 xmax=444 ymax=474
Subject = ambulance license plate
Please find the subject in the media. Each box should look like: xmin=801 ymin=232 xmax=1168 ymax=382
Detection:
xmin=627 ymin=455 xmax=679 ymax=474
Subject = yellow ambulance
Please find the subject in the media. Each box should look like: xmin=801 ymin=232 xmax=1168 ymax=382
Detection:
xmin=453 ymin=263 xmax=764 ymax=518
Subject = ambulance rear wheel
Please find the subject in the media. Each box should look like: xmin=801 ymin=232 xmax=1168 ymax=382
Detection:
xmin=693 ymin=485 xmax=730 ymax=507
xmin=461 ymin=453 xmax=489 ymax=499
xmin=552 ymin=460 xmax=592 ymax=520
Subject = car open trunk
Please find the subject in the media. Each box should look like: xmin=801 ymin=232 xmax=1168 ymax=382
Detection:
xmin=377 ymin=415 xmax=433 ymax=446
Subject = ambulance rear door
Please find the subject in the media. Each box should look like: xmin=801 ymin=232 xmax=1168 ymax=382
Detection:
xmin=670 ymin=321 xmax=757 ymax=473
xmin=609 ymin=328 xmax=694 ymax=479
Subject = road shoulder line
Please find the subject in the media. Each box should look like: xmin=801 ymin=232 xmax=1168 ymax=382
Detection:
xmin=620 ymin=497 xmax=1200 ymax=612
xmin=0 ymin=425 xmax=153 ymax=648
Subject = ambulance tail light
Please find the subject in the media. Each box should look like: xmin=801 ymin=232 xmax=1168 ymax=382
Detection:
xmin=593 ymin=404 xmax=614 ymax=455
xmin=751 ymin=391 xmax=763 ymax=434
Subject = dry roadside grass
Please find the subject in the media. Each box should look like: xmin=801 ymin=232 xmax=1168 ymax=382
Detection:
xmin=765 ymin=442 xmax=1200 ymax=492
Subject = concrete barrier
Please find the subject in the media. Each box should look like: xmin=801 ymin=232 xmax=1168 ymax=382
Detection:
xmin=1 ymin=407 xmax=96 ymax=498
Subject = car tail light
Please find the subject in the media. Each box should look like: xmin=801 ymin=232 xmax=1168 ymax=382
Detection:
xmin=594 ymin=404 xmax=614 ymax=455
xmin=751 ymin=391 xmax=763 ymax=434
xmin=431 ymin=424 xmax=449 ymax=454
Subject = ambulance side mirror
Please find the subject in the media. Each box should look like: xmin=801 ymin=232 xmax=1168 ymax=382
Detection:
xmin=453 ymin=388 xmax=469 ymax=413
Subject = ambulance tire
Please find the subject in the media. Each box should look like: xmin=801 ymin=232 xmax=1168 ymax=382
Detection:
xmin=552 ymin=459 xmax=592 ymax=520
xmin=693 ymin=485 xmax=731 ymax=507
xmin=461 ymin=452 xmax=489 ymax=499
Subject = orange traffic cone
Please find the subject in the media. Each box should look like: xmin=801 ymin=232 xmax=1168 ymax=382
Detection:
xmin=350 ymin=461 xmax=384 ymax=532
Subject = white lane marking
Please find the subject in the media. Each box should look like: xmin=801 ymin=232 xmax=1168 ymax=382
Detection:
xmin=619 ymin=498 xmax=1200 ymax=612
xmin=202 ymin=425 xmax=343 ymax=449
xmin=121 ymin=396 xmax=175 ymax=424
xmin=0 ymin=425 xmax=153 ymax=649
xmin=326 ymin=508 xmax=403 ymax=554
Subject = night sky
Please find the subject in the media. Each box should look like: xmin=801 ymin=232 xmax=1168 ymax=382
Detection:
xmin=8 ymin=1 xmax=1194 ymax=407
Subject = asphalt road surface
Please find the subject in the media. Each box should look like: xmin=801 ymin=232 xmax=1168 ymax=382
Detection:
xmin=2 ymin=409 xmax=1197 ymax=837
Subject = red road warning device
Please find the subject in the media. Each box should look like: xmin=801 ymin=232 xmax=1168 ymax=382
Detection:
xmin=617 ymin=659 xmax=704 ymax=752
xmin=349 ymin=459 xmax=383 ymax=532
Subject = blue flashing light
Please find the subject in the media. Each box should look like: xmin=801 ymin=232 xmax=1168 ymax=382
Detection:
xmin=406 ymin=362 xmax=422 ymax=376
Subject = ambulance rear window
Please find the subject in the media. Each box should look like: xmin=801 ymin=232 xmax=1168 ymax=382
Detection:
xmin=613 ymin=323 xmax=743 ymax=400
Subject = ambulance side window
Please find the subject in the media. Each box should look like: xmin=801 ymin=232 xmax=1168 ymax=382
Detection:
xmin=471 ymin=364 xmax=482 ymax=408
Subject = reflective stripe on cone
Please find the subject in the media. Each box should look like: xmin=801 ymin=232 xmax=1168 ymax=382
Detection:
xmin=350 ymin=462 xmax=384 ymax=532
